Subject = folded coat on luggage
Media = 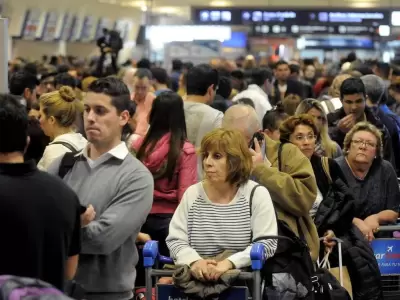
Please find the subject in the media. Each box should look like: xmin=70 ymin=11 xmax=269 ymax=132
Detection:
xmin=172 ymin=250 xmax=241 ymax=299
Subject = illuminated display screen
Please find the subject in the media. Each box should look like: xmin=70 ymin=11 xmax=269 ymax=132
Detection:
xmin=192 ymin=7 xmax=390 ymax=26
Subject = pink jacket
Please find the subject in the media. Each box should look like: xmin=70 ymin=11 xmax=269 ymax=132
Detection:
xmin=133 ymin=133 xmax=197 ymax=214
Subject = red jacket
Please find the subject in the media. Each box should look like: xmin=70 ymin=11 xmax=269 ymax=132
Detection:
xmin=132 ymin=134 xmax=197 ymax=214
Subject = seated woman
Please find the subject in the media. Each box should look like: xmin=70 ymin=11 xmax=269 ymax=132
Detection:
xmin=295 ymin=99 xmax=342 ymax=159
xmin=37 ymin=86 xmax=87 ymax=171
xmin=336 ymin=122 xmax=400 ymax=241
xmin=279 ymin=114 xmax=354 ymax=247
xmin=166 ymin=128 xmax=278 ymax=281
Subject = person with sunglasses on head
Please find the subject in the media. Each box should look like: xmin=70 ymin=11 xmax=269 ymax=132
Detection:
xmin=327 ymin=77 xmax=396 ymax=172
xmin=296 ymin=99 xmax=342 ymax=159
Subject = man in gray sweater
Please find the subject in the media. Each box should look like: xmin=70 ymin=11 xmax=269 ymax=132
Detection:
xmin=48 ymin=77 xmax=153 ymax=300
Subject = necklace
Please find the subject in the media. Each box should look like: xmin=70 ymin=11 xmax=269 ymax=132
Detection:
xmin=345 ymin=157 xmax=368 ymax=180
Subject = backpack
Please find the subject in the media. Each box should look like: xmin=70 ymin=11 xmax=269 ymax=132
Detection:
xmin=57 ymin=152 xmax=87 ymax=215
xmin=0 ymin=275 xmax=72 ymax=299
xmin=249 ymin=183 xmax=315 ymax=299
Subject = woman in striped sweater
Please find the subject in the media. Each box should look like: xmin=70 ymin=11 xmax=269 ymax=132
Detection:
xmin=166 ymin=128 xmax=278 ymax=282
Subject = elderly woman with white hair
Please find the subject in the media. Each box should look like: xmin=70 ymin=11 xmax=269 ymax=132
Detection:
xmin=361 ymin=74 xmax=400 ymax=176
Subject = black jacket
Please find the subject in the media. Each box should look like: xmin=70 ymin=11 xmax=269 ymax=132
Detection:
xmin=310 ymin=155 xmax=355 ymax=238
xmin=327 ymin=107 xmax=396 ymax=170
xmin=270 ymin=79 xmax=305 ymax=106
xmin=340 ymin=227 xmax=383 ymax=300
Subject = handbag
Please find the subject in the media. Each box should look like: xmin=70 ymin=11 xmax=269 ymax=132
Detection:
xmin=319 ymin=250 xmax=353 ymax=299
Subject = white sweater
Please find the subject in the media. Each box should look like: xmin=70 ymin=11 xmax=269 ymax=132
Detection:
xmin=38 ymin=133 xmax=87 ymax=171
xmin=166 ymin=180 xmax=278 ymax=269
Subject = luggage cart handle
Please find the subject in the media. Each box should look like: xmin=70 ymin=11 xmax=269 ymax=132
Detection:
xmin=143 ymin=240 xmax=266 ymax=270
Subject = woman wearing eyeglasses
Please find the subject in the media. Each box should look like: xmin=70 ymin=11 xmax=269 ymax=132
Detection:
xmin=336 ymin=122 xmax=400 ymax=241
xmin=279 ymin=115 xmax=355 ymax=248
xmin=295 ymin=99 xmax=342 ymax=159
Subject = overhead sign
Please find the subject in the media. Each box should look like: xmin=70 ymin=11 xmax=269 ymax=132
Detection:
xmin=41 ymin=11 xmax=59 ymax=41
xmin=371 ymin=239 xmax=400 ymax=275
xmin=80 ymin=16 xmax=97 ymax=42
xmin=192 ymin=7 xmax=391 ymax=26
xmin=252 ymin=24 xmax=378 ymax=36
xmin=60 ymin=14 xmax=75 ymax=41
xmin=21 ymin=9 xmax=43 ymax=40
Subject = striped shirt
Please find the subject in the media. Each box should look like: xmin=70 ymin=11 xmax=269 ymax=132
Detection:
xmin=166 ymin=180 xmax=278 ymax=269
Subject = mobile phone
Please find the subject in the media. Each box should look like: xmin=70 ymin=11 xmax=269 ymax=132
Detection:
xmin=249 ymin=132 xmax=264 ymax=150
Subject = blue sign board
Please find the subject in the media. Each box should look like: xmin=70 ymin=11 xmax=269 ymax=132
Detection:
xmin=371 ymin=239 xmax=400 ymax=275
xmin=156 ymin=284 xmax=248 ymax=300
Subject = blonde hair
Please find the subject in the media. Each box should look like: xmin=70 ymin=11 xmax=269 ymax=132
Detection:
xmin=200 ymin=128 xmax=253 ymax=186
xmin=39 ymin=86 xmax=83 ymax=128
xmin=295 ymin=99 xmax=338 ymax=158
xmin=343 ymin=122 xmax=383 ymax=158
xmin=328 ymin=74 xmax=351 ymax=98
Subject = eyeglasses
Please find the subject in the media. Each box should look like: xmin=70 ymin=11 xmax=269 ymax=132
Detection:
xmin=351 ymin=139 xmax=377 ymax=149
xmin=295 ymin=134 xmax=316 ymax=142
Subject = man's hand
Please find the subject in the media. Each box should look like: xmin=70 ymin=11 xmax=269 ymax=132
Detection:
xmin=190 ymin=259 xmax=217 ymax=281
xmin=337 ymin=114 xmax=355 ymax=133
xmin=249 ymin=138 xmax=264 ymax=166
xmin=81 ymin=204 xmax=96 ymax=228
xmin=207 ymin=259 xmax=234 ymax=281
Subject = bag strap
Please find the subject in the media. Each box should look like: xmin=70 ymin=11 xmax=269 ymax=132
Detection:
xmin=58 ymin=152 xmax=79 ymax=179
xmin=249 ymin=184 xmax=262 ymax=217
xmin=249 ymin=185 xmax=262 ymax=242
xmin=51 ymin=141 xmax=78 ymax=153
xmin=278 ymin=142 xmax=284 ymax=171
xmin=321 ymin=157 xmax=332 ymax=184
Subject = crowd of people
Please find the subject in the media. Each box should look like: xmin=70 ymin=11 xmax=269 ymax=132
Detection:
xmin=1 ymin=52 xmax=400 ymax=300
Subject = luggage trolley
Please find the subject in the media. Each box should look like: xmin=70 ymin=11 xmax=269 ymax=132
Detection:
xmin=370 ymin=223 xmax=400 ymax=300
xmin=142 ymin=241 xmax=266 ymax=300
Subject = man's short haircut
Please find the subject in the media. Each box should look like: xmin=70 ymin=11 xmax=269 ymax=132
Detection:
xmin=250 ymin=68 xmax=273 ymax=86
xmin=186 ymin=64 xmax=219 ymax=96
xmin=361 ymin=74 xmax=386 ymax=105
xmin=54 ymin=72 xmax=77 ymax=89
xmin=289 ymin=64 xmax=301 ymax=75
xmin=151 ymin=67 xmax=169 ymax=85
xmin=172 ymin=59 xmax=183 ymax=71
xmin=136 ymin=58 xmax=151 ymax=69
xmin=134 ymin=68 xmax=153 ymax=80
xmin=0 ymin=94 xmax=29 ymax=153
xmin=234 ymin=97 xmax=255 ymax=109
xmin=274 ymin=60 xmax=289 ymax=69
xmin=340 ymin=77 xmax=366 ymax=100
xmin=87 ymin=77 xmax=131 ymax=114
xmin=9 ymin=71 xmax=39 ymax=96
